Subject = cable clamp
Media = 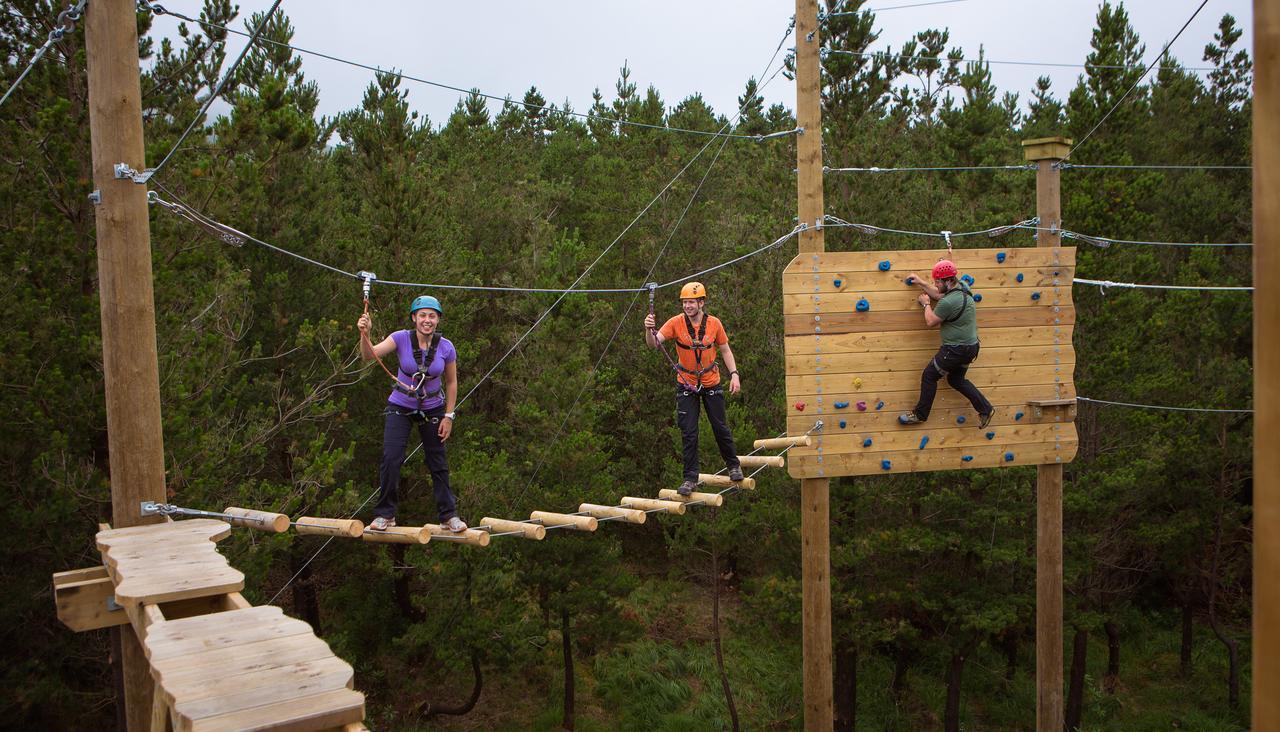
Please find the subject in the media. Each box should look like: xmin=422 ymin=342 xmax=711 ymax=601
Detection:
xmin=113 ymin=163 xmax=153 ymax=183
xmin=941 ymin=230 xmax=953 ymax=254
xmin=814 ymin=217 xmax=824 ymax=231
xmin=88 ymin=190 xmax=101 ymax=205
xmin=140 ymin=500 xmax=174 ymax=517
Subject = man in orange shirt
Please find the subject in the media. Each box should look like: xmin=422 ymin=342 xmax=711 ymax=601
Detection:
xmin=643 ymin=281 xmax=743 ymax=496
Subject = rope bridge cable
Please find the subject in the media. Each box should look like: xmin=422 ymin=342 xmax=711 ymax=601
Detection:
xmin=1072 ymin=277 xmax=1253 ymax=292
xmin=1058 ymin=163 xmax=1252 ymax=171
xmin=825 ymin=0 xmax=972 ymax=16
xmin=822 ymin=215 xmax=1039 ymax=239
xmin=823 ymin=164 xmax=1036 ymax=173
xmin=1058 ymin=230 xmax=1252 ymax=248
xmin=819 ymin=47 xmax=1217 ymax=73
xmin=1067 ymin=0 xmax=1211 ymax=158
xmin=0 ymin=0 xmax=86 ymax=110
xmin=1077 ymin=396 xmax=1253 ymax=415
xmin=148 ymin=0 xmax=285 ymax=181
xmin=139 ymin=2 xmax=799 ymax=144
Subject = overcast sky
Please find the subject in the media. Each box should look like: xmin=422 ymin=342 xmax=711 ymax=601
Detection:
xmin=148 ymin=1 xmax=1255 ymax=128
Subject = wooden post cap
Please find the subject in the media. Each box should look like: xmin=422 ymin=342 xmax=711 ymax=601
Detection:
xmin=360 ymin=526 xmax=430 ymax=544
xmin=753 ymin=435 xmax=811 ymax=450
xmin=480 ymin=517 xmax=546 ymax=540
xmin=620 ymin=497 xmax=686 ymax=515
xmin=294 ymin=517 xmax=364 ymax=538
xmin=223 ymin=507 xmax=289 ymax=533
xmin=1021 ymin=136 xmax=1073 ymax=161
xmin=529 ymin=511 xmax=598 ymax=532
xmin=578 ymin=504 xmax=647 ymax=524
xmin=657 ymin=489 xmax=725 ymax=507
xmin=738 ymin=455 xmax=785 ymax=469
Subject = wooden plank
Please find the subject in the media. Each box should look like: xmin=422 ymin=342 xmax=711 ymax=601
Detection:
xmin=147 ymin=616 xmax=315 ymax=663
xmin=792 ymin=422 xmax=1075 ymax=455
xmin=786 ymin=325 xmax=1071 ymax=355
xmin=787 ymin=440 xmax=1078 ymax=478
xmin=788 ymin=363 xmax=1068 ymax=396
xmin=186 ymin=688 xmax=364 ymax=732
xmin=151 ymin=635 xmax=336 ymax=686
xmin=97 ymin=519 xmax=231 ymax=545
xmin=787 ymin=383 xmax=1076 ymax=418
xmin=790 ymin=400 xmax=1074 ymax=435
xmin=787 ymin=344 xmax=1075 ymax=376
xmin=784 ymin=286 xmax=1070 ymax=315
xmin=785 ymin=305 xmax=1075 ymax=336
xmin=783 ymin=265 xmax=1074 ymax=294
xmin=144 ymin=606 xmax=285 ymax=644
xmin=54 ymin=570 xmax=130 ymax=632
xmin=783 ymin=246 xmax=1075 ymax=273
xmin=165 ymin=656 xmax=351 ymax=706
xmin=114 ymin=567 xmax=245 ymax=607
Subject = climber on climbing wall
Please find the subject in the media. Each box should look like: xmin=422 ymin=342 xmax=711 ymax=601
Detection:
xmin=898 ymin=260 xmax=994 ymax=428
xmin=643 ymin=281 xmax=744 ymax=497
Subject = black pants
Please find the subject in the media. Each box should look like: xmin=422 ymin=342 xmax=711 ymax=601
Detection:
xmin=375 ymin=406 xmax=457 ymax=521
xmin=676 ymin=387 xmax=740 ymax=482
xmin=912 ymin=343 xmax=993 ymax=421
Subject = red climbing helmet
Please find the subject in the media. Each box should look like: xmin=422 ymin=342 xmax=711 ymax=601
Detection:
xmin=931 ymin=259 xmax=958 ymax=280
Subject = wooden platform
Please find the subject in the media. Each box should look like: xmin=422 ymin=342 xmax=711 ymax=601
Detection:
xmin=70 ymin=519 xmax=365 ymax=731
xmin=782 ymin=247 xmax=1078 ymax=478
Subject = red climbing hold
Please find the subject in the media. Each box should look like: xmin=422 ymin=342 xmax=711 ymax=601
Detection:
xmin=795 ymin=402 xmax=806 ymax=411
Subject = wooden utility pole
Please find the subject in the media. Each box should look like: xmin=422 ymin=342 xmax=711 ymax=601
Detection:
xmin=1254 ymin=0 xmax=1278 ymax=727
xmin=85 ymin=0 xmax=167 ymax=726
xmin=1022 ymin=136 xmax=1069 ymax=732
xmin=794 ymin=0 xmax=833 ymax=728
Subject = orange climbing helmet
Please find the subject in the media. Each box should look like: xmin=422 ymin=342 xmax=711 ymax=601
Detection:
xmin=931 ymin=260 xmax=958 ymax=280
xmin=679 ymin=281 xmax=707 ymax=300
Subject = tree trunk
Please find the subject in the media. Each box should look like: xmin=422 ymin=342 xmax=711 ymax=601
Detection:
xmin=943 ymin=640 xmax=976 ymax=732
xmin=391 ymin=545 xmax=423 ymax=622
xmin=1103 ymin=621 xmax=1120 ymax=694
xmin=711 ymin=541 xmax=740 ymax=731
xmin=890 ymin=647 xmax=912 ymax=699
xmin=288 ymin=544 xmax=322 ymax=634
xmin=562 ymin=606 xmax=574 ymax=730
xmin=999 ymin=631 xmax=1018 ymax=682
xmin=418 ymin=648 xmax=483 ymax=718
xmin=1206 ymin=494 xmax=1240 ymax=710
xmin=1180 ymin=601 xmax=1194 ymax=678
xmin=834 ymin=643 xmax=858 ymax=732
xmin=1065 ymin=627 xmax=1088 ymax=731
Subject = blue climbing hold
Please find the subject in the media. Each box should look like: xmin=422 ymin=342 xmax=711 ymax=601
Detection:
xmin=996 ymin=251 xmax=1007 ymax=263
xmin=962 ymin=455 xmax=974 ymax=462
xmin=1015 ymin=411 xmax=1024 ymax=421
xmin=985 ymin=431 xmax=996 ymax=440
xmin=876 ymin=401 xmax=885 ymax=410
xmin=834 ymin=401 xmax=849 ymax=409
xmin=863 ymin=437 xmax=873 ymax=447
xmin=961 ymin=274 xmax=974 ymax=286
xmin=1016 ymin=272 xmax=1025 ymax=283
xmin=919 ymin=435 xmax=929 ymax=450
xmin=839 ymin=420 xmax=847 ymax=429
xmin=878 ymin=260 xmax=892 ymax=271
xmin=855 ymin=298 xmax=871 ymax=312
xmin=956 ymin=415 xmax=966 ymax=424
xmin=1004 ymin=452 xmax=1015 ymax=462
xmin=833 ymin=278 xmax=843 ymax=288
xmin=973 ymin=293 xmax=983 ymax=302
xmin=905 ymin=276 xmax=916 ymax=285
xmin=1031 ymin=291 xmax=1042 ymax=301
xmin=881 ymin=459 xmax=892 ymax=471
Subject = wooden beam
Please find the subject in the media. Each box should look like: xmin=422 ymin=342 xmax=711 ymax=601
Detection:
xmin=223 ymin=507 xmax=289 ymax=533
xmin=1024 ymin=134 xmax=1068 ymax=732
xmin=619 ymin=497 xmax=686 ymax=515
xmin=697 ymin=473 xmax=756 ymax=490
xmin=737 ymin=455 xmax=784 ymax=469
xmin=85 ymin=0 xmax=167 ymax=723
xmin=424 ymin=524 xmax=491 ymax=547
xmin=53 ymin=566 xmax=129 ymax=632
xmin=529 ymin=511 xmax=598 ymax=532
xmin=753 ymin=435 xmax=811 ymax=450
xmin=1255 ymin=1 xmax=1279 ymax=728
xmin=294 ymin=517 xmax=364 ymax=538
xmin=359 ymin=526 xmax=430 ymax=545
xmin=577 ymin=504 xmax=647 ymax=524
xmin=480 ymin=517 xmax=546 ymax=540
xmin=657 ymin=489 xmax=724 ymax=507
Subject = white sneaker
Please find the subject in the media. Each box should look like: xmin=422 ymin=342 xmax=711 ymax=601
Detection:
xmin=442 ymin=516 xmax=468 ymax=533
xmin=369 ymin=516 xmax=395 ymax=531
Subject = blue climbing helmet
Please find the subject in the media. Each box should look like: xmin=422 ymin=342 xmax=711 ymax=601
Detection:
xmin=409 ymin=295 xmax=443 ymax=316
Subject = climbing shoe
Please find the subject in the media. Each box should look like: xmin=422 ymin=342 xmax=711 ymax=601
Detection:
xmin=979 ymin=408 xmax=995 ymax=429
xmin=727 ymin=466 xmax=745 ymax=482
xmin=898 ymin=412 xmax=922 ymax=425
xmin=678 ymin=480 xmax=697 ymax=497
xmin=369 ymin=516 xmax=396 ymax=531
xmin=442 ymin=516 xmax=468 ymax=533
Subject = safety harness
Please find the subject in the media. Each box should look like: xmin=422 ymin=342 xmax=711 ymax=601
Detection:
xmin=672 ymin=312 xmax=719 ymax=390
xmin=939 ymin=284 xmax=972 ymax=323
xmin=393 ymin=331 xmax=444 ymax=409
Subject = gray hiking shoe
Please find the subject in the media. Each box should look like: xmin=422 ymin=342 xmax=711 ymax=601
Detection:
xmin=979 ymin=408 xmax=996 ymax=429
xmin=727 ymin=466 xmax=745 ymax=482
xmin=678 ymin=480 xmax=697 ymax=497
xmin=898 ymin=412 xmax=922 ymax=425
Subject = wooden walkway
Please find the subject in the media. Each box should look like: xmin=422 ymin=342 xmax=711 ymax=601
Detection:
xmin=57 ymin=518 xmax=365 ymax=731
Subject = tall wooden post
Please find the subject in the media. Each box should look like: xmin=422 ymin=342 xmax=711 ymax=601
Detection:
xmin=1254 ymin=0 xmax=1279 ymax=728
xmin=1021 ymin=136 xmax=1069 ymax=732
xmin=85 ymin=0 xmax=167 ymax=727
xmin=794 ymin=0 xmax=833 ymax=728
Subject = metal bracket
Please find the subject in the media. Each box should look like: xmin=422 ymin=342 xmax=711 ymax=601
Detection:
xmin=814 ymin=419 xmax=824 ymax=431
xmin=87 ymin=190 xmax=101 ymax=205
xmin=105 ymin=596 xmax=122 ymax=612
xmin=113 ymin=163 xmax=153 ymax=183
xmin=814 ymin=217 xmax=824 ymax=231
xmin=139 ymin=500 xmax=165 ymax=517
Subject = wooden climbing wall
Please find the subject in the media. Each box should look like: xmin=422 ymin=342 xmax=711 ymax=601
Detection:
xmin=782 ymin=247 xmax=1078 ymax=478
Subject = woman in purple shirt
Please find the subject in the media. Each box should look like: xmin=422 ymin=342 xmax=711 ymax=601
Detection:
xmin=358 ymin=295 xmax=466 ymax=532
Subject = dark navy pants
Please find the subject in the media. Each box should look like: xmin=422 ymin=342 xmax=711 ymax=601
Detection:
xmin=375 ymin=405 xmax=457 ymax=521
xmin=676 ymin=386 xmax=740 ymax=482
xmin=912 ymin=343 xmax=993 ymax=421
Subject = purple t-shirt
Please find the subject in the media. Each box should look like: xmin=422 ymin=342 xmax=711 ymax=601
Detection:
xmin=387 ymin=329 xmax=456 ymax=410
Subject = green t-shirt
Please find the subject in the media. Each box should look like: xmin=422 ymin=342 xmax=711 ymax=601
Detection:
xmin=932 ymin=283 xmax=978 ymax=346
